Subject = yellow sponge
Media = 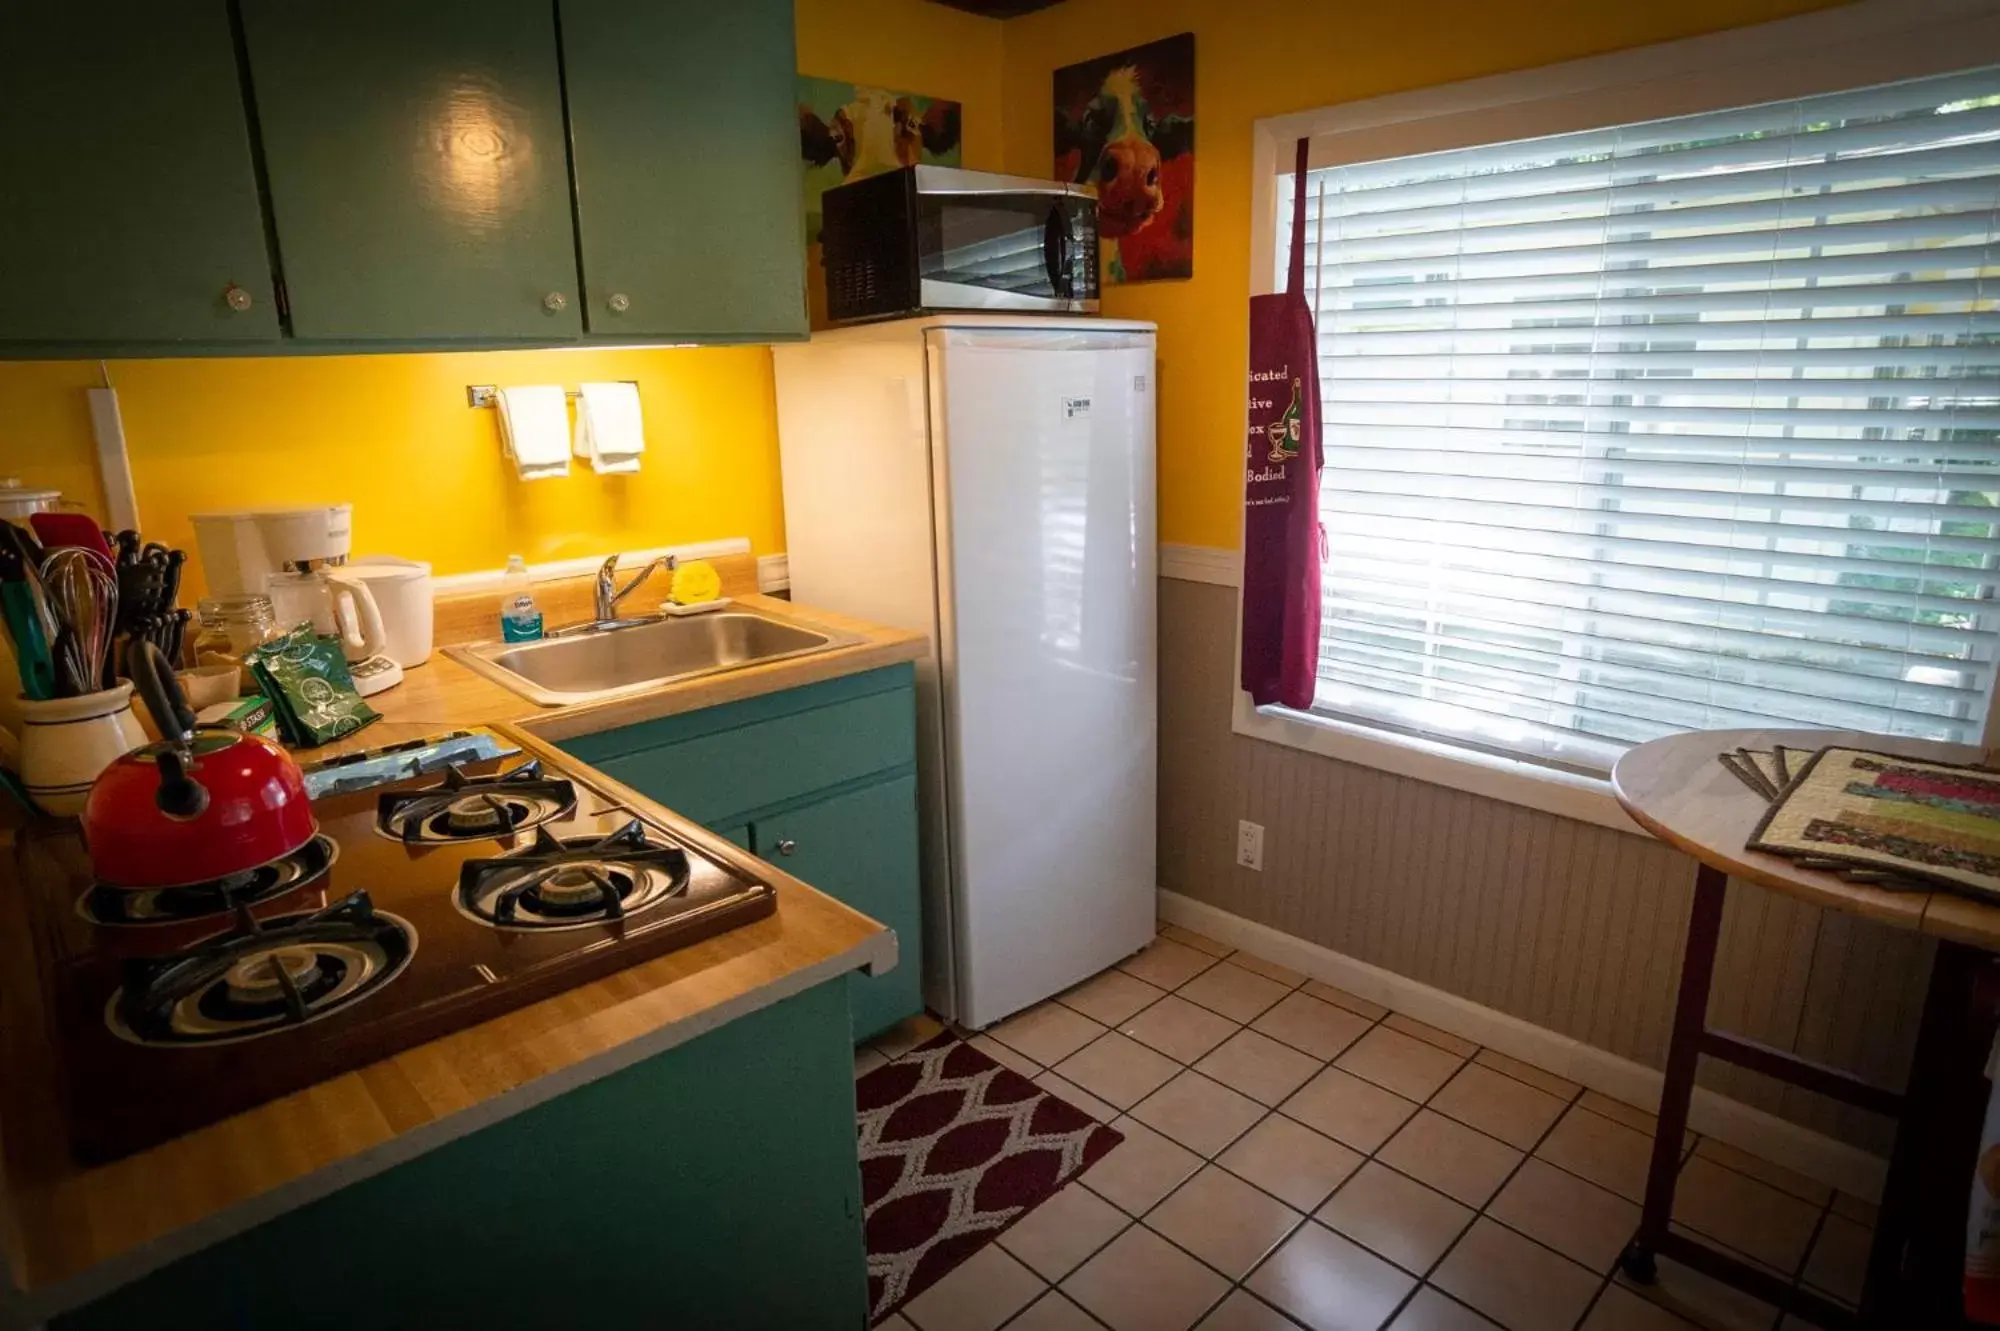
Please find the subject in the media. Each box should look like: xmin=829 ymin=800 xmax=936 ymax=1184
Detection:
xmin=669 ymin=559 xmax=722 ymax=605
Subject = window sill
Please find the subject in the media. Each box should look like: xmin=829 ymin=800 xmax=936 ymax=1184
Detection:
xmin=1230 ymin=693 xmax=1645 ymax=837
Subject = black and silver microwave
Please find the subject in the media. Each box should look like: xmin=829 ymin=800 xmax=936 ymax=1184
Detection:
xmin=821 ymin=165 xmax=1100 ymax=324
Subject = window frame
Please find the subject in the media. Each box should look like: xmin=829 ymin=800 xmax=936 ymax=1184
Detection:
xmin=1235 ymin=0 xmax=2000 ymax=834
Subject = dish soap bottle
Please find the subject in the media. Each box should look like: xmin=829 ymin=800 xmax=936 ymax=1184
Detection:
xmin=499 ymin=555 xmax=543 ymax=642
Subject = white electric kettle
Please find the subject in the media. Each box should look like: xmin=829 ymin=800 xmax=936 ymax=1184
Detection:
xmin=332 ymin=556 xmax=433 ymax=667
xmin=266 ymin=570 xmax=403 ymax=696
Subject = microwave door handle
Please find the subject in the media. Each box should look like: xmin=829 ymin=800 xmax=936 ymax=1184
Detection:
xmin=1043 ymin=208 xmax=1070 ymax=298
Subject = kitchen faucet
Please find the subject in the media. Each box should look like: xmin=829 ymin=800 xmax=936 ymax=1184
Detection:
xmin=594 ymin=553 xmax=675 ymax=624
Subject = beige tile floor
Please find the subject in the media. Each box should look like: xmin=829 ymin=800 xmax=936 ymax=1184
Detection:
xmin=860 ymin=926 xmax=1876 ymax=1331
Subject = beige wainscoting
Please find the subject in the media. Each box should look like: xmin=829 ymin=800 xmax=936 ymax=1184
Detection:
xmin=1158 ymin=575 xmax=1933 ymax=1155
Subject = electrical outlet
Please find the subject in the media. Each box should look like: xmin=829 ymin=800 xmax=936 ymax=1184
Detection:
xmin=1236 ymin=820 xmax=1265 ymax=871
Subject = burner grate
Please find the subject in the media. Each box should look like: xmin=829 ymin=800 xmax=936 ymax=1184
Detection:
xmin=109 ymin=892 xmax=415 ymax=1047
xmin=377 ymin=759 xmax=576 ymax=843
xmin=80 ymin=834 xmax=338 ymax=926
xmin=457 ymin=821 xmax=691 ymax=930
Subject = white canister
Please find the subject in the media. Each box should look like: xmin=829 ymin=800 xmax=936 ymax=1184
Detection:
xmin=334 ymin=557 xmax=435 ymax=667
xmin=0 ymin=480 xmax=60 ymax=521
xmin=0 ymin=683 xmax=148 ymax=816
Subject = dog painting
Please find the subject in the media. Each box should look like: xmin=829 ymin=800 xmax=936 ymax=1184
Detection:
xmin=798 ymin=76 xmax=962 ymax=245
xmin=1054 ymin=33 xmax=1194 ymax=284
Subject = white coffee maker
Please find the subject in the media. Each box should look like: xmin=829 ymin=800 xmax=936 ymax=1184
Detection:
xmin=190 ymin=505 xmax=404 ymax=697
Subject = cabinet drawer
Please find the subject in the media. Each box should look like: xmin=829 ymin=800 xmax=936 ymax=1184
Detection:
xmin=586 ymin=681 xmax=916 ymax=828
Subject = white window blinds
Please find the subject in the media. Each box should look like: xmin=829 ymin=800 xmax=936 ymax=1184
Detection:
xmin=1278 ymin=66 xmax=2000 ymax=775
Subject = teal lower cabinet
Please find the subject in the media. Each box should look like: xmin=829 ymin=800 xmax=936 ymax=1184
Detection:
xmin=56 ymin=980 xmax=867 ymax=1330
xmin=562 ymin=665 xmax=924 ymax=1042
xmin=759 ymin=776 xmax=921 ymax=1038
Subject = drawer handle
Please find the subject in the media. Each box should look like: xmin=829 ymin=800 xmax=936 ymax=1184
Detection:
xmin=607 ymin=292 xmax=631 ymax=313
xmin=223 ymin=283 xmax=253 ymax=312
xmin=774 ymin=839 xmax=797 ymax=857
xmin=542 ymin=291 xmax=568 ymax=313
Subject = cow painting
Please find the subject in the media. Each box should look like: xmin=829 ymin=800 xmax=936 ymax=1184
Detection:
xmin=798 ymin=76 xmax=963 ymax=246
xmin=1055 ymin=33 xmax=1194 ymax=284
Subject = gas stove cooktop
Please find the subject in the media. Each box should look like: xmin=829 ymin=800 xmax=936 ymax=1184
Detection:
xmin=22 ymin=748 xmax=777 ymax=1163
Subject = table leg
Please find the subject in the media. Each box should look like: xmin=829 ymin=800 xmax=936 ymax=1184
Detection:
xmin=1620 ymin=861 xmax=1728 ymax=1284
xmin=1863 ymin=939 xmax=1998 ymax=1327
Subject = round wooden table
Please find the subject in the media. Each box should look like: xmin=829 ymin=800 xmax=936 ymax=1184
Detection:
xmin=1613 ymin=728 xmax=2000 ymax=1329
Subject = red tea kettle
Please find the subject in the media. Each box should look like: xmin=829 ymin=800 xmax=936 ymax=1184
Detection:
xmin=82 ymin=642 xmax=317 ymax=889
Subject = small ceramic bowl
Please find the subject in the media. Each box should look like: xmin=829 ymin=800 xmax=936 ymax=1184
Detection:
xmin=176 ymin=663 xmax=242 ymax=712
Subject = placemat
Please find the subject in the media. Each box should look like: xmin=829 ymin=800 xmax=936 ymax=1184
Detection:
xmin=1748 ymin=747 xmax=2000 ymax=900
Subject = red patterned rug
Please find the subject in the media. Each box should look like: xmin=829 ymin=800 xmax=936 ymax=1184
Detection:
xmin=857 ymin=1032 xmax=1123 ymax=1324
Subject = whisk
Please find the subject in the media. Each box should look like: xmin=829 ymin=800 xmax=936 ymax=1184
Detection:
xmin=39 ymin=548 xmax=118 ymax=698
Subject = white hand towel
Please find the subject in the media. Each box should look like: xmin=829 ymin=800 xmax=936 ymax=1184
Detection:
xmin=574 ymin=381 xmax=646 ymax=475
xmin=496 ymin=386 xmax=571 ymax=481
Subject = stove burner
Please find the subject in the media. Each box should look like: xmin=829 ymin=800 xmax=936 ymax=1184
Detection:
xmin=457 ymin=822 xmax=690 ymax=930
xmin=377 ymin=760 xmax=576 ymax=843
xmin=79 ymin=835 xmax=339 ymax=926
xmin=443 ymin=792 xmax=513 ymax=834
xmin=108 ymin=892 xmax=415 ymax=1047
xmin=222 ymin=946 xmax=323 ymax=1006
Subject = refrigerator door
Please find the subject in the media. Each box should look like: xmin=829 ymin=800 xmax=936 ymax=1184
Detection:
xmin=927 ymin=326 xmax=1157 ymax=1027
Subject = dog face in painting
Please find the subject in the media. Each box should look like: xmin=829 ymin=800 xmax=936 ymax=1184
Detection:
xmin=1058 ymin=65 xmax=1192 ymax=240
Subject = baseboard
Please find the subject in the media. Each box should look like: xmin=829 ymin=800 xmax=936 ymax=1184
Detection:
xmin=757 ymin=553 xmax=790 ymax=593
xmin=1160 ymin=543 xmax=1238 ymax=586
xmin=1158 ymin=889 xmax=1889 ymax=1202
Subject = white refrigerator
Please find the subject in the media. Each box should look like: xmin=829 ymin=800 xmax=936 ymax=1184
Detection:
xmin=774 ymin=315 xmax=1158 ymax=1029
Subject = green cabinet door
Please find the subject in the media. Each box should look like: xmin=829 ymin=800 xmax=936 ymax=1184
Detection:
xmin=759 ymin=777 xmax=923 ymax=1040
xmin=238 ymin=0 xmax=582 ymax=342
xmin=560 ymin=0 xmax=807 ymax=341
xmin=0 ymin=2 xmax=280 ymax=346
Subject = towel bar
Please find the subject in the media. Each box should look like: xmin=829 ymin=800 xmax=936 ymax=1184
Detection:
xmin=465 ymin=382 xmax=638 ymax=408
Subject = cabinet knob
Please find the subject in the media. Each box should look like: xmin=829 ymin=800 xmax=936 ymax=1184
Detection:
xmin=223 ymin=283 xmax=253 ymax=312
xmin=542 ymin=291 xmax=568 ymax=313
xmin=774 ymin=839 xmax=797 ymax=857
xmin=607 ymin=292 xmax=631 ymax=314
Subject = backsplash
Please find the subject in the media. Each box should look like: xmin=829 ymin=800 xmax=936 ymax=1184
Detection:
xmin=0 ymin=345 xmax=787 ymax=598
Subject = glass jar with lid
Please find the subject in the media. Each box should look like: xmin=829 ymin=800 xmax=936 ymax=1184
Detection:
xmin=192 ymin=594 xmax=281 ymax=688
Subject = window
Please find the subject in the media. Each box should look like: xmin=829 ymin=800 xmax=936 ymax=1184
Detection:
xmin=1279 ymin=65 xmax=2000 ymax=775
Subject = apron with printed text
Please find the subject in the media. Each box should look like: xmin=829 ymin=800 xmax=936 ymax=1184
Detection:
xmin=1241 ymin=138 xmax=1324 ymax=710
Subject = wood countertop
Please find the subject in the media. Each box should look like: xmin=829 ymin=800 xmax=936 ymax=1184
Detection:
xmin=0 ymin=594 xmax=927 ymax=1323
xmin=1611 ymin=727 xmax=2000 ymax=951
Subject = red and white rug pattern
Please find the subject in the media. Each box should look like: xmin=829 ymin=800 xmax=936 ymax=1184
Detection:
xmin=858 ymin=1033 xmax=1122 ymax=1324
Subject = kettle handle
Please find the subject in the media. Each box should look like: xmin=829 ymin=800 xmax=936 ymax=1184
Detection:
xmin=128 ymin=640 xmax=196 ymax=743
xmin=326 ymin=574 xmax=390 ymax=661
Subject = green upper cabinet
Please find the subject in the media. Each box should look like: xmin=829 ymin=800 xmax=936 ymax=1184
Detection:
xmin=561 ymin=0 xmax=807 ymax=341
xmin=0 ymin=2 xmax=280 ymax=346
xmin=237 ymin=0 xmax=582 ymax=342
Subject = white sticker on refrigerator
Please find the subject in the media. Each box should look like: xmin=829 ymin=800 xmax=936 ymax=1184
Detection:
xmin=1134 ymin=374 xmax=1149 ymax=392
xmin=1063 ymin=396 xmax=1092 ymax=418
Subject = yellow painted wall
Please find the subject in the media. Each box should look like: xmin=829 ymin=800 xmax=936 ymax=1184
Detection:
xmin=998 ymin=0 xmax=1852 ymax=550
xmin=0 ymin=0 xmax=1003 ymax=593
xmin=0 ymin=0 xmax=1861 ymax=575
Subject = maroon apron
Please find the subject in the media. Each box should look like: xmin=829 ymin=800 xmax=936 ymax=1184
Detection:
xmin=1241 ymin=138 xmax=1324 ymax=710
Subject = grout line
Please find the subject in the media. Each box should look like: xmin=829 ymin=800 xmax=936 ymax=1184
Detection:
xmin=908 ymin=940 xmax=1857 ymax=1331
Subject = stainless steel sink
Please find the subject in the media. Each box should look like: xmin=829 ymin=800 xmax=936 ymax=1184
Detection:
xmin=447 ymin=609 xmax=860 ymax=706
